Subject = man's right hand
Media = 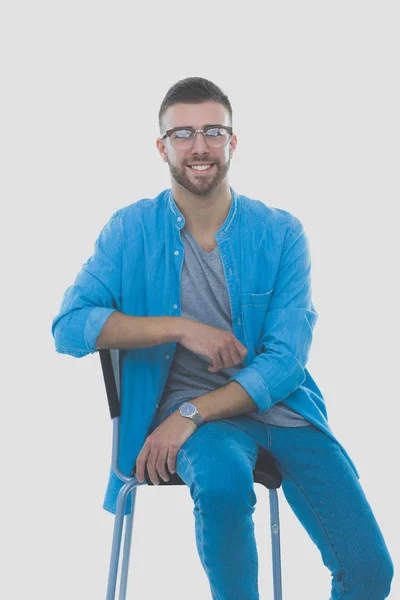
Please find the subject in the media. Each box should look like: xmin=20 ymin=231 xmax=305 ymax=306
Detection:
xmin=178 ymin=318 xmax=248 ymax=372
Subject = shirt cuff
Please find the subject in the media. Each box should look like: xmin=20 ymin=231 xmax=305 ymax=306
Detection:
xmin=228 ymin=366 xmax=272 ymax=414
xmin=84 ymin=307 xmax=118 ymax=353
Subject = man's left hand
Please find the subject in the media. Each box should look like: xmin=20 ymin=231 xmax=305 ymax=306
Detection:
xmin=134 ymin=409 xmax=198 ymax=485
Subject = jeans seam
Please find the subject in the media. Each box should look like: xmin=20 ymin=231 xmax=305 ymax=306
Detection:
xmin=279 ymin=465 xmax=347 ymax=599
xmin=179 ymin=447 xmax=214 ymax=590
xmin=265 ymin=425 xmax=272 ymax=452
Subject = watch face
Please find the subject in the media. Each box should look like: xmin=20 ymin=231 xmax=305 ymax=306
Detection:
xmin=180 ymin=402 xmax=196 ymax=417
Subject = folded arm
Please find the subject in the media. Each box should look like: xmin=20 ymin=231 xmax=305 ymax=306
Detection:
xmin=224 ymin=217 xmax=318 ymax=415
xmin=51 ymin=211 xmax=122 ymax=357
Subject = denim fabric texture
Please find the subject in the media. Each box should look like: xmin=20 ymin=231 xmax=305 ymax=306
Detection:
xmin=165 ymin=410 xmax=394 ymax=599
xmin=52 ymin=186 xmax=361 ymax=515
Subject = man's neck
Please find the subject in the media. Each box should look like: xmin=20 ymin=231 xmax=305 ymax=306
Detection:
xmin=171 ymin=183 xmax=232 ymax=237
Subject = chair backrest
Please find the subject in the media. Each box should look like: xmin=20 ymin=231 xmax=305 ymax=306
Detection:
xmin=99 ymin=348 xmax=121 ymax=419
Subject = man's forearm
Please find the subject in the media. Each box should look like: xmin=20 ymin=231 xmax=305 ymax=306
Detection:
xmin=191 ymin=381 xmax=258 ymax=422
xmin=95 ymin=311 xmax=184 ymax=350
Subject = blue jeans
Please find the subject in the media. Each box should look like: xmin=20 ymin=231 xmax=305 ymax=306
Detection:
xmin=165 ymin=406 xmax=394 ymax=599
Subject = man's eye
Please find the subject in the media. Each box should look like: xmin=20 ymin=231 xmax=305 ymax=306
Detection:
xmin=175 ymin=129 xmax=193 ymax=139
xmin=206 ymin=128 xmax=226 ymax=137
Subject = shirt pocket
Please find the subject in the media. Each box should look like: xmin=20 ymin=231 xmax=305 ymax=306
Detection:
xmin=240 ymin=289 xmax=273 ymax=361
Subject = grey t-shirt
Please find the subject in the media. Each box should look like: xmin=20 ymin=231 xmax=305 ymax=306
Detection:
xmin=155 ymin=225 xmax=310 ymax=427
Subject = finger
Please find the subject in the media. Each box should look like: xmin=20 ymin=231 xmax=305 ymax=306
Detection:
xmin=229 ymin=344 xmax=243 ymax=366
xmin=219 ymin=347 xmax=232 ymax=369
xmin=210 ymin=349 xmax=223 ymax=371
xmin=147 ymin=450 xmax=161 ymax=485
xmin=136 ymin=445 xmax=151 ymax=483
xmin=156 ymin=450 xmax=171 ymax=482
xmin=235 ymin=338 xmax=248 ymax=358
xmin=219 ymin=346 xmax=241 ymax=369
xmin=167 ymin=447 xmax=178 ymax=475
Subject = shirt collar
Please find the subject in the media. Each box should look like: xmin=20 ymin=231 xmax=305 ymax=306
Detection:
xmin=167 ymin=185 xmax=240 ymax=239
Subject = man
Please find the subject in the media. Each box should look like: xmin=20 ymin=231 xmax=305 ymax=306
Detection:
xmin=51 ymin=77 xmax=393 ymax=599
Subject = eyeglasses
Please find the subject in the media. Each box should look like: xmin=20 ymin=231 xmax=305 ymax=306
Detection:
xmin=161 ymin=125 xmax=233 ymax=150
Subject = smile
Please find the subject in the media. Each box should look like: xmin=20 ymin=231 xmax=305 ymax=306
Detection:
xmin=187 ymin=164 xmax=215 ymax=173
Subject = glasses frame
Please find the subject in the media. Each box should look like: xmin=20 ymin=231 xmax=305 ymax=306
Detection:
xmin=161 ymin=125 xmax=234 ymax=149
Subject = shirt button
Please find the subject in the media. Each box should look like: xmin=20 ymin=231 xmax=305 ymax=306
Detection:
xmin=177 ymin=217 xmax=182 ymax=221
xmin=173 ymin=304 xmax=178 ymax=309
xmin=174 ymin=250 xmax=179 ymax=255
xmin=166 ymin=354 xmax=170 ymax=359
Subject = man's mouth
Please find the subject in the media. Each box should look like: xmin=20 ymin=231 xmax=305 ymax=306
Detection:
xmin=187 ymin=163 xmax=215 ymax=173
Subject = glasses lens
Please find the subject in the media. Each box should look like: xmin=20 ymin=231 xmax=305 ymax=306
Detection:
xmin=205 ymin=127 xmax=230 ymax=148
xmin=170 ymin=129 xmax=194 ymax=149
xmin=170 ymin=128 xmax=230 ymax=149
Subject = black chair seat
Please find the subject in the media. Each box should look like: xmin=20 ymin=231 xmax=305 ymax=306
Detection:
xmin=134 ymin=445 xmax=282 ymax=490
xmin=253 ymin=445 xmax=282 ymax=489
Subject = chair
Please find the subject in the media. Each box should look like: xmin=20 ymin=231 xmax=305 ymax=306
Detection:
xmin=99 ymin=348 xmax=283 ymax=600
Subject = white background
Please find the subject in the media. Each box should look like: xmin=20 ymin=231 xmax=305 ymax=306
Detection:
xmin=2 ymin=1 xmax=399 ymax=598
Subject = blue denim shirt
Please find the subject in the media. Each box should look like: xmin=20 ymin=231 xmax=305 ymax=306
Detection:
xmin=51 ymin=186 xmax=359 ymax=514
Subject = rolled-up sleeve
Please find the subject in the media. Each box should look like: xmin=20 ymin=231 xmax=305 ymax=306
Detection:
xmin=51 ymin=211 xmax=122 ymax=358
xmin=228 ymin=218 xmax=318 ymax=413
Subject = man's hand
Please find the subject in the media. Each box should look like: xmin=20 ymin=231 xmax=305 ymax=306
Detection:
xmin=134 ymin=409 xmax=198 ymax=485
xmin=179 ymin=318 xmax=248 ymax=372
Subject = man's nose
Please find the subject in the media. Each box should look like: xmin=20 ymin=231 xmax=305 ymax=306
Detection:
xmin=191 ymin=131 xmax=209 ymax=153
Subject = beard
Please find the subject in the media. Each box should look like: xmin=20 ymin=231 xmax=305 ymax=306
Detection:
xmin=167 ymin=158 xmax=231 ymax=197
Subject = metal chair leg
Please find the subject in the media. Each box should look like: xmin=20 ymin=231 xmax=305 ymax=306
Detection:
xmin=269 ymin=489 xmax=283 ymax=600
xmin=106 ymin=480 xmax=139 ymax=600
xmin=119 ymin=488 xmax=137 ymax=599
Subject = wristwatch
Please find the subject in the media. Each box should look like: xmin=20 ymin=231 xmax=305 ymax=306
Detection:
xmin=179 ymin=402 xmax=205 ymax=428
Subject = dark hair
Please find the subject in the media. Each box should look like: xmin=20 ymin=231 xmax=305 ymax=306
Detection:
xmin=158 ymin=76 xmax=233 ymax=134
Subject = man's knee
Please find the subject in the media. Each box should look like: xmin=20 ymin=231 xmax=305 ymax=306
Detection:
xmin=194 ymin=459 xmax=257 ymax=515
xmin=347 ymin=547 xmax=394 ymax=598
